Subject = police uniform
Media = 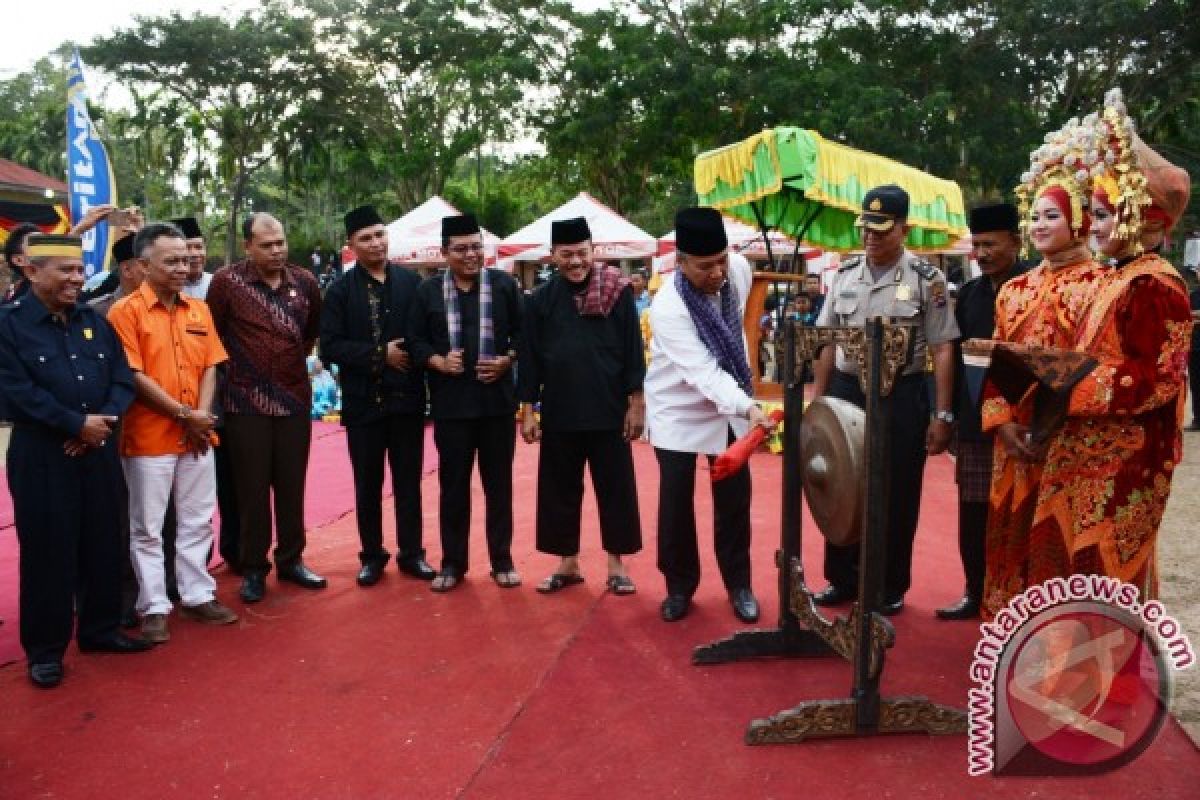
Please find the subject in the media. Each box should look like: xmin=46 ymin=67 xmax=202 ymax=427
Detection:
xmin=0 ymin=288 xmax=136 ymax=669
xmin=814 ymin=206 xmax=959 ymax=604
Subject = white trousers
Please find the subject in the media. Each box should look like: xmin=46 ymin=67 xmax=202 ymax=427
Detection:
xmin=124 ymin=451 xmax=217 ymax=614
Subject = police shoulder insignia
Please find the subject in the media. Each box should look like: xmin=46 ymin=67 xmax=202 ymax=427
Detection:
xmin=930 ymin=280 xmax=947 ymax=308
xmin=910 ymin=257 xmax=938 ymax=282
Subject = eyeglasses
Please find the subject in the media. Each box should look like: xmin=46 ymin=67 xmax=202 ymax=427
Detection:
xmin=448 ymin=243 xmax=485 ymax=254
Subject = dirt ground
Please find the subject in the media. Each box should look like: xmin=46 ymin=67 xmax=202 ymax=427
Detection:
xmin=1158 ymin=422 xmax=1200 ymax=745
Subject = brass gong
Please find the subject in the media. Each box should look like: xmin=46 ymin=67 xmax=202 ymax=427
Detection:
xmin=800 ymin=396 xmax=866 ymax=547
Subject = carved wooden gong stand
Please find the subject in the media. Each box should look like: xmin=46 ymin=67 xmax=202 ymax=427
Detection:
xmin=693 ymin=317 xmax=968 ymax=744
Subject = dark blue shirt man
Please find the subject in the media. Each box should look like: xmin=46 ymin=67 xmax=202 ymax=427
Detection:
xmin=0 ymin=234 xmax=151 ymax=688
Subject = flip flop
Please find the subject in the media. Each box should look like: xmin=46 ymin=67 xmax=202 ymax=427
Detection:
xmin=491 ymin=569 xmax=522 ymax=589
xmin=430 ymin=572 xmax=460 ymax=593
xmin=606 ymin=574 xmax=636 ymax=595
xmin=536 ymin=573 xmax=584 ymax=594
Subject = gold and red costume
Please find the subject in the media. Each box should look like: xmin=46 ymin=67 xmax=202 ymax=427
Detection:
xmin=981 ymin=91 xmax=1192 ymax=620
xmin=980 ymin=252 xmax=1110 ymax=619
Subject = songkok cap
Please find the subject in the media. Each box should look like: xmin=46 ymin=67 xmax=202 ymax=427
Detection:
xmin=442 ymin=213 xmax=480 ymax=239
xmin=170 ymin=216 xmax=204 ymax=240
xmin=112 ymin=234 xmax=137 ymax=263
xmin=856 ymin=185 xmax=909 ymax=232
xmin=674 ymin=207 xmax=728 ymax=256
xmin=344 ymin=205 xmax=384 ymax=238
xmin=551 ymin=217 xmax=591 ymax=246
xmin=26 ymin=234 xmax=83 ymax=259
xmin=968 ymin=203 xmax=1020 ymax=235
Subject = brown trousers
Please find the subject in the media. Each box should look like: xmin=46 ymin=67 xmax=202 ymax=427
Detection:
xmin=223 ymin=413 xmax=311 ymax=574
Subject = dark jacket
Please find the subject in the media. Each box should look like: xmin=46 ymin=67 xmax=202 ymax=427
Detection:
xmin=409 ymin=268 xmax=522 ymax=420
xmin=319 ymin=264 xmax=426 ymax=425
xmin=954 ymin=261 xmax=1030 ymax=440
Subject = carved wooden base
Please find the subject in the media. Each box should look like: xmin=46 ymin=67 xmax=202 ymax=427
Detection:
xmin=746 ymin=696 xmax=968 ymax=744
xmin=692 ymin=625 xmax=836 ymax=665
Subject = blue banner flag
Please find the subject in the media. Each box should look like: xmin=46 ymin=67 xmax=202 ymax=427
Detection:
xmin=66 ymin=49 xmax=117 ymax=277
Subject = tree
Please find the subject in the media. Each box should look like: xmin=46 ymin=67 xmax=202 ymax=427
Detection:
xmin=85 ymin=2 xmax=348 ymax=261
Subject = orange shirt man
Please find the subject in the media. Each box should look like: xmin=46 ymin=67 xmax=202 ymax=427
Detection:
xmin=108 ymin=222 xmax=237 ymax=644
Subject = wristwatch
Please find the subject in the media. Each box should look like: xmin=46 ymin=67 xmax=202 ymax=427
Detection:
xmin=933 ymin=410 xmax=955 ymax=424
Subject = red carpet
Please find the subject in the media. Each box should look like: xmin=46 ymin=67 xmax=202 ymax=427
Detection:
xmin=0 ymin=421 xmax=437 ymax=666
xmin=0 ymin=429 xmax=1195 ymax=798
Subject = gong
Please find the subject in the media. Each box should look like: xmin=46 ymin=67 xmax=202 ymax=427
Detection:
xmin=801 ymin=396 xmax=866 ymax=547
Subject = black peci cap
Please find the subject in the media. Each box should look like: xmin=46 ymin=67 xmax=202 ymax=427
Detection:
xmin=968 ymin=202 xmax=1020 ymax=235
xmin=441 ymin=213 xmax=480 ymax=239
xmin=550 ymin=216 xmax=591 ymax=246
xmin=674 ymin=207 xmax=728 ymax=256
xmin=344 ymin=205 xmax=385 ymax=238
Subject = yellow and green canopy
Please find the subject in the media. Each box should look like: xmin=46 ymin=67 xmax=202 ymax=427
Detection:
xmin=695 ymin=127 xmax=967 ymax=252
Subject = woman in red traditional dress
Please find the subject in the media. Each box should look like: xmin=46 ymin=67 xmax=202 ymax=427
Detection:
xmin=1055 ymin=90 xmax=1192 ymax=599
xmin=980 ymin=117 xmax=1111 ymax=620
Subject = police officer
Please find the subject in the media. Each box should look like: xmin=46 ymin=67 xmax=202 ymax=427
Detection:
xmin=811 ymin=185 xmax=960 ymax=615
xmin=0 ymin=234 xmax=152 ymax=689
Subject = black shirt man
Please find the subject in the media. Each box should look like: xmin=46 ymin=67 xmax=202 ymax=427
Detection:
xmin=320 ymin=205 xmax=434 ymax=586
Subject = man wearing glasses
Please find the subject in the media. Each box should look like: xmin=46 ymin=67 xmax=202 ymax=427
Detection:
xmin=408 ymin=214 xmax=523 ymax=592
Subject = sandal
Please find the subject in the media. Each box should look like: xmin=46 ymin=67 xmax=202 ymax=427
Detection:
xmin=491 ymin=569 xmax=522 ymax=589
xmin=536 ymin=573 xmax=584 ymax=594
xmin=606 ymin=574 xmax=636 ymax=595
xmin=430 ymin=572 xmax=460 ymax=593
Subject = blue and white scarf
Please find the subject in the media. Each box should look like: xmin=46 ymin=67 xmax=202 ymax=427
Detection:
xmin=675 ymin=270 xmax=753 ymax=395
xmin=443 ymin=267 xmax=494 ymax=358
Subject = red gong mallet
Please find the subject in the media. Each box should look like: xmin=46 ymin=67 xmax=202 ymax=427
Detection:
xmin=710 ymin=409 xmax=784 ymax=482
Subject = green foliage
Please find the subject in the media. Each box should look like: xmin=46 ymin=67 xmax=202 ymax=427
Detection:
xmin=2 ymin=0 xmax=1194 ymax=249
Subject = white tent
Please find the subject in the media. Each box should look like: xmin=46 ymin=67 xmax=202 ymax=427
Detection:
xmin=498 ymin=192 xmax=658 ymax=265
xmin=386 ymin=196 xmax=500 ymax=266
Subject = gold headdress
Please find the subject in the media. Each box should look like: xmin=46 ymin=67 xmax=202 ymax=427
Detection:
xmin=1091 ymin=88 xmax=1190 ymax=252
xmin=1014 ymin=115 xmax=1106 ymax=244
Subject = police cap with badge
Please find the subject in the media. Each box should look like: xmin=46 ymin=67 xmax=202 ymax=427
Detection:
xmin=855 ymin=184 xmax=910 ymax=233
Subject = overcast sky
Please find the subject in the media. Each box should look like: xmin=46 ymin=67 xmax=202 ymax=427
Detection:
xmin=5 ymin=0 xmax=612 ymax=76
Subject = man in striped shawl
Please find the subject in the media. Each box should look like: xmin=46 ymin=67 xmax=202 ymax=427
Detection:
xmin=409 ymin=213 xmax=523 ymax=592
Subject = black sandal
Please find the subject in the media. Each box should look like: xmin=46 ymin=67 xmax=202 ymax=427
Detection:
xmin=536 ymin=573 xmax=584 ymax=594
xmin=606 ymin=575 xmax=636 ymax=595
xmin=430 ymin=571 xmax=461 ymax=593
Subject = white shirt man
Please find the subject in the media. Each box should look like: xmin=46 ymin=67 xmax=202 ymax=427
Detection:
xmin=644 ymin=207 xmax=772 ymax=624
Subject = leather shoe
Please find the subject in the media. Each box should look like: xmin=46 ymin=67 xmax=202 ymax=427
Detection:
xmin=278 ymin=562 xmax=327 ymax=590
xmin=880 ymin=596 xmax=905 ymax=616
xmin=936 ymin=595 xmax=981 ymax=620
xmin=240 ymin=572 xmax=266 ymax=604
xmin=77 ymin=632 xmax=153 ymax=654
xmin=660 ymin=594 xmax=691 ymax=622
xmin=730 ymin=588 xmax=760 ymax=623
xmin=812 ymin=584 xmax=855 ymax=606
xmin=357 ymin=560 xmax=386 ymax=587
xmin=397 ymin=557 xmax=437 ymax=581
xmin=29 ymin=662 xmax=63 ymax=688
xmin=119 ymin=608 xmax=139 ymax=629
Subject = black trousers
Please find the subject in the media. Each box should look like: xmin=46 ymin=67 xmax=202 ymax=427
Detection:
xmin=823 ymin=370 xmax=929 ymax=599
xmin=213 ymin=434 xmax=241 ymax=568
xmin=957 ymin=500 xmax=988 ymax=600
xmin=1189 ymin=349 xmax=1200 ymax=426
xmin=346 ymin=412 xmax=426 ymax=565
xmin=536 ymin=429 xmax=642 ymax=557
xmin=224 ymin=413 xmax=311 ymax=574
xmin=433 ymin=414 xmax=515 ymax=575
xmin=654 ymin=431 xmax=752 ymax=598
xmin=9 ymin=427 xmax=124 ymax=665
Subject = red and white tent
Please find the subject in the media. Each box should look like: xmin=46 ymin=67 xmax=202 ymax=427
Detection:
xmin=498 ymin=192 xmax=658 ymax=265
xmin=386 ymin=196 xmax=500 ymax=266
